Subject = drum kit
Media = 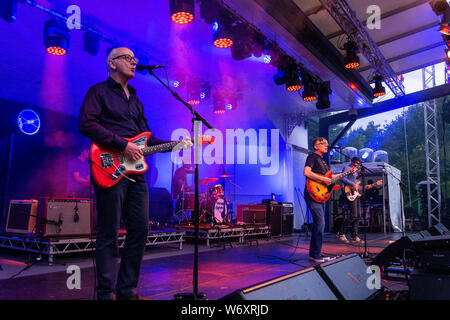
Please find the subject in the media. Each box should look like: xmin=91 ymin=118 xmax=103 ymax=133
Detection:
xmin=175 ymin=174 xmax=238 ymax=226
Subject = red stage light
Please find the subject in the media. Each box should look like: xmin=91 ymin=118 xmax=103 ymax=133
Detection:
xmin=348 ymin=83 xmax=358 ymax=90
xmin=213 ymin=38 xmax=233 ymax=48
xmin=171 ymin=12 xmax=194 ymax=24
xmin=46 ymin=46 xmax=67 ymax=56
xmin=286 ymin=85 xmax=302 ymax=92
xmin=303 ymin=96 xmax=317 ymax=102
xmin=188 ymin=99 xmax=200 ymax=105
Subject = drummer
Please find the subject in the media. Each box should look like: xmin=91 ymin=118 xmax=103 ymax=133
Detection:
xmin=171 ymin=162 xmax=194 ymax=200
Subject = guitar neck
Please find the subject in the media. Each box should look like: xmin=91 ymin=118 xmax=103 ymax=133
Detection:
xmin=331 ymin=169 xmax=354 ymax=183
xmin=142 ymin=140 xmax=183 ymax=156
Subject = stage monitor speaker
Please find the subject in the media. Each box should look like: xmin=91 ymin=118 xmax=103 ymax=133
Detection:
xmin=237 ymin=205 xmax=267 ymax=225
xmin=315 ymin=253 xmax=382 ymax=300
xmin=372 ymin=233 xmax=424 ymax=268
xmin=428 ymin=223 xmax=450 ymax=236
xmin=6 ymin=200 xmax=38 ymax=234
xmin=282 ymin=214 xmax=294 ymax=236
xmin=44 ymin=197 xmax=92 ymax=236
xmin=221 ymin=267 xmax=337 ymax=300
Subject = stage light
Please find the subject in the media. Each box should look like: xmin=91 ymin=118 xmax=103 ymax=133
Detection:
xmin=187 ymin=81 xmax=201 ymax=105
xmin=173 ymin=80 xmax=180 ymax=87
xmin=251 ymin=33 xmax=266 ymax=57
xmin=44 ymin=18 xmax=70 ymax=56
xmin=83 ymin=30 xmax=100 ymax=56
xmin=263 ymin=54 xmax=271 ymax=64
xmin=430 ymin=0 xmax=450 ymax=35
xmin=285 ymin=66 xmax=302 ymax=92
xmin=17 ymin=109 xmax=41 ymax=136
xmin=302 ymin=82 xmax=317 ymax=102
xmin=200 ymin=92 xmax=205 ymax=99
xmin=199 ymin=0 xmax=221 ymax=24
xmin=1 ymin=0 xmax=17 ymax=23
xmin=358 ymin=148 xmax=374 ymax=162
xmin=170 ymin=0 xmax=195 ymax=24
xmin=344 ymin=40 xmax=360 ymax=69
xmin=316 ymin=81 xmax=332 ymax=109
xmin=231 ymin=22 xmax=254 ymax=60
xmin=446 ymin=48 xmax=450 ymax=59
xmin=343 ymin=147 xmax=358 ymax=161
xmin=225 ymin=103 xmax=232 ymax=110
xmin=273 ymin=67 xmax=287 ymax=85
xmin=373 ymin=150 xmax=388 ymax=163
xmin=373 ymin=75 xmax=386 ymax=97
xmin=213 ymin=16 xmax=234 ymax=48
xmin=348 ymin=83 xmax=358 ymax=91
xmin=213 ymin=92 xmax=226 ymax=114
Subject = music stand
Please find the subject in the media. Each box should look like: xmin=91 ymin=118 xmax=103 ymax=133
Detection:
xmin=144 ymin=68 xmax=212 ymax=300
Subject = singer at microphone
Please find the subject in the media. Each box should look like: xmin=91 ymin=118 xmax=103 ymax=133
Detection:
xmin=136 ymin=65 xmax=164 ymax=72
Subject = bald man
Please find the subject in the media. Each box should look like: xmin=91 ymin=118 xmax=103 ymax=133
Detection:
xmin=79 ymin=47 xmax=192 ymax=300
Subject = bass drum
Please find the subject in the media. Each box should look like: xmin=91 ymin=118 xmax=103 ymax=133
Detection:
xmin=201 ymin=197 xmax=230 ymax=224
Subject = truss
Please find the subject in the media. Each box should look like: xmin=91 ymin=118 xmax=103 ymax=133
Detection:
xmin=422 ymin=65 xmax=442 ymax=226
xmin=318 ymin=0 xmax=405 ymax=97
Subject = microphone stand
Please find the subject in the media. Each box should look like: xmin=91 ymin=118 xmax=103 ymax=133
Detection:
xmin=145 ymin=68 xmax=213 ymax=300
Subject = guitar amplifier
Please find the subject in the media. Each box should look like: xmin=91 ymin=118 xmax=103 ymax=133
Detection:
xmin=6 ymin=200 xmax=38 ymax=235
xmin=281 ymin=202 xmax=294 ymax=214
xmin=237 ymin=205 xmax=267 ymax=225
xmin=268 ymin=205 xmax=294 ymax=236
xmin=43 ymin=197 xmax=92 ymax=236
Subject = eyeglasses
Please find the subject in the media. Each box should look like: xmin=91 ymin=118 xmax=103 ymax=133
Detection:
xmin=112 ymin=54 xmax=139 ymax=64
xmin=316 ymin=142 xmax=328 ymax=146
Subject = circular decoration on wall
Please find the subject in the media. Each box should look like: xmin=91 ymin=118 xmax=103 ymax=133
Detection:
xmin=17 ymin=109 xmax=41 ymax=135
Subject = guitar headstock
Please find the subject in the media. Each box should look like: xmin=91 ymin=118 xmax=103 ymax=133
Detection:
xmin=196 ymin=135 xmax=215 ymax=146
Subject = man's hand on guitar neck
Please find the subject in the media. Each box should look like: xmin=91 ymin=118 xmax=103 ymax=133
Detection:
xmin=124 ymin=142 xmax=143 ymax=161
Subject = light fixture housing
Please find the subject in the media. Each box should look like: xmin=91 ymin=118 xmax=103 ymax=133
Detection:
xmin=285 ymin=66 xmax=302 ymax=92
xmin=344 ymin=40 xmax=360 ymax=69
xmin=170 ymin=0 xmax=195 ymax=24
xmin=44 ymin=18 xmax=70 ymax=56
xmin=213 ymin=16 xmax=234 ymax=48
xmin=302 ymin=82 xmax=317 ymax=102
xmin=373 ymin=75 xmax=386 ymax=97
xmin=316 ymin=81 xmax=332 ymax=109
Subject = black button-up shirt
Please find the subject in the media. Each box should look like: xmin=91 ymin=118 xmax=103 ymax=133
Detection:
xmin=79 ymin=76 xmax=167 ymax=151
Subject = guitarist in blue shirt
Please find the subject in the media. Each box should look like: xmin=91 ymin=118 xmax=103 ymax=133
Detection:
xmin=337 ymin=156 xmax=364 ymax=244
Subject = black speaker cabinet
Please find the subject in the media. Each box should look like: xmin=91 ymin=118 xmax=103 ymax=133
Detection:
xmin=372 ymin=233 xmax=424 ymax=268
xmin=428 ymin=223 xmax=450 ymax=236
xmin=267 ymin=204 xmax=294 ymax=236
xmin=315 ymin=253 xmax=382 ymax=300
xmin=6 ymin=200 xmax=38 ymax=234
xmin=410 ymin=271 xmax=450 ymax=300
xmin=221 ymin=267 xmax=337 ymax=300
xmin=44 ymin=197 xmax=92 ymax=236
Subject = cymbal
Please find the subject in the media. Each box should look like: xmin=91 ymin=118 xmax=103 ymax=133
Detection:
xmin=198 ymin=177 xmax=218 ymax=185
xmin=219 ymin=174 xmax=233 ymax=178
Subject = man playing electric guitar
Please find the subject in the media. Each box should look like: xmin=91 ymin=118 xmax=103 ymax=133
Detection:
xmin=303 ymin=137 xmax=357 ymax=263
xmin=79 ymin=47 xmax=193 ymax=300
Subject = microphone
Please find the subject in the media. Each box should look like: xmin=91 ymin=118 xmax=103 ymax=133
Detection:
xmin=136 ymin=65 xmax=164 ymax=71
xmin=376 ymin=164 xmax=386 ymax=167
xmin=328 ymin=146 xmax=344 ymax=150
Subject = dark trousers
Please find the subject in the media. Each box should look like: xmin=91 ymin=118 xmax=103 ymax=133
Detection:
xmin=94 ymin=178 xmax=149 ymax=300
xmin=337 ymin=197 xmax=361 ymax=238
xmin=304 ymin=193 xmax=326 ymax=259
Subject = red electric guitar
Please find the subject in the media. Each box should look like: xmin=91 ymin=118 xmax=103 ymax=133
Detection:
xmin=90 ymin=131 xmax=214 ymax=188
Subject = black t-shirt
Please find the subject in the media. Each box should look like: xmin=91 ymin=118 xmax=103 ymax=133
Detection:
xmin=304 ymin=153 xmax=329 ymax=176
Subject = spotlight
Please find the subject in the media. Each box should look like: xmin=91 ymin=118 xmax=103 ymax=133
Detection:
xmin=251 ymin=33 xmax=266 ymax=57
xmin=446 ymin=48 xmax=450 ymax=59
xmin=348 ymin=82 xmax=358 ymax=90
xmin=263 ymin=54 xmax=271 ymax=64
xmin=199 ymin=0 xmax=220 ymax=24
xmin=170 ymin=0 xmax=195 ymax=24
xmin=187 ymin=81 xmax=201 ymax=105
xmin=83 ymin=30 xmax=100 ymax=56
xmin=285 ymin=66 xmax=302 ymax=92
xmin=273 ymin=67 xmax=287 ymax=85
xmin=0 ymin=0 xmax=17 ymax=23
xmin=359 ymin=148 xmax=374 ymax=162
xmin=44 ymin=18 xmax=70 ymax=56
xmin=213 ymin=92 xmax=226 ymax=114
xmin=373 ymin=75 xmax=386 ymax=97
xmin=344 ymin=40 xmax=360 ymax=69
xmin=316 ymin=81 xmax=332 ymax=109
xmin=302 ymin=82 xmax=317 ymax=101
xmin=231 ymin=22 xmax=254 ymax=60
xmin=213 ymin=15 xmax=234 ymax=48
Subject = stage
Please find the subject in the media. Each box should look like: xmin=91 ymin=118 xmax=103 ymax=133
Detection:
xmin=0 ymin=231 xmax=406 ymax=300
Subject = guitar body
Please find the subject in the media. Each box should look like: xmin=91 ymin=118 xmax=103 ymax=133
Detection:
xmin=344 ymin=181 xmax=361 ymax=202
xmin=306 ymin=171 xmax=341 ymax=203
xmin=90 ymin=132 xmax=151 ymax=188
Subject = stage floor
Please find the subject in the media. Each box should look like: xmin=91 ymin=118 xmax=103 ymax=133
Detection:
xmin=0 ymin=231 xmax=406 ymax=300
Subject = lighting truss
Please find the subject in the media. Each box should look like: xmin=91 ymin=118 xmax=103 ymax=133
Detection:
xmin=318 ymin=0 xmax=405 ymax=97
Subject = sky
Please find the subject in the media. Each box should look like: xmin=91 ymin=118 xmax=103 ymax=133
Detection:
xmin=352 ymin=62 xmax=447 ymax=130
